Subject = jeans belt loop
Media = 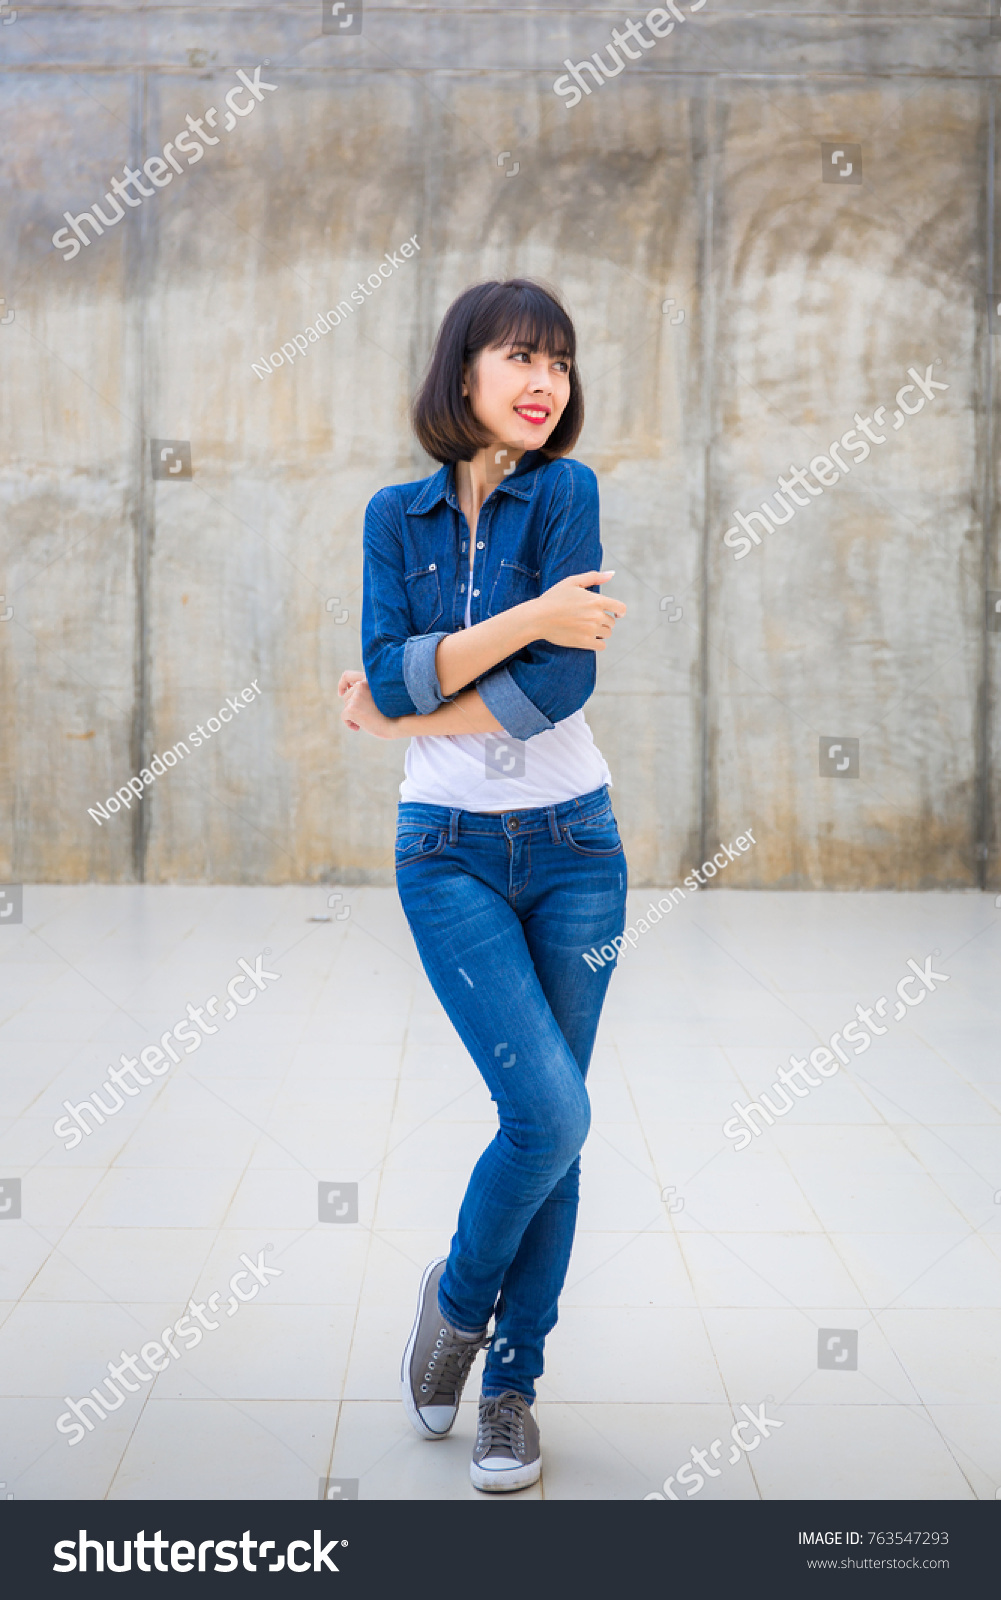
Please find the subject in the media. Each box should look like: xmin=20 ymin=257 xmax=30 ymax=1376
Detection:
xmin=448 ymin=808 xmax=461 ymax=845
xmin=547 ymin=805 xmax=562 ymax=845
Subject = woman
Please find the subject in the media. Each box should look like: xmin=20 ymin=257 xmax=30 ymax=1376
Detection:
xmin=338 ymin=278 xmax=627 ymax=1493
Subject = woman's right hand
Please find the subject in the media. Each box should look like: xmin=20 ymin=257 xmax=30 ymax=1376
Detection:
xmin=338 ymin=669 xmax=367 ymax=698
xmin=529 ymin=571 xmax=626 ymax=651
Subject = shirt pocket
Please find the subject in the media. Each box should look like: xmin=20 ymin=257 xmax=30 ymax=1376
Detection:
xmin=404 ymin=563 xmax=443 ymax=634
xmin=486 ymin=559 xmax=541 ymax=618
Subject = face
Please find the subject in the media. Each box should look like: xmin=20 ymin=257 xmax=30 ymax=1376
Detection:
xmin=463 ymin=341 xmax=572 ymax=456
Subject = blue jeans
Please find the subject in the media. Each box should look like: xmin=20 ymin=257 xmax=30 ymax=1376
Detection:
xmin=394 ymin=784 xmax=627 ymax=1403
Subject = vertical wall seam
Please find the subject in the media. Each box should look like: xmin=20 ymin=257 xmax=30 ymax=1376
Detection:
xmin=975 ymin=89 xmax=995 ymax=890
xmin=410 ymin=83 xmax=432 ymax=481
xmin=696 ymin=85 xmax=717 ymax=874
xmin=130 ymin=67 xmax=152 ymax=882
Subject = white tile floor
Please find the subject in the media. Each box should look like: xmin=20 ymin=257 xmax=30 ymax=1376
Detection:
xmin=0 ymin=885 xmax=998 ymax=1500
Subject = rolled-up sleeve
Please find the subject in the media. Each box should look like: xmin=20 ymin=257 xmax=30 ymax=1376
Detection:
xmin=361 ymin=489 xmax=453 ymax=717
xmin=477 ymin=665 xmax=554 ymax=739
xmin=476 ymin=462 xmax=601 ymax=738
xmin=401 ymin=634 xmax=450 ymax=714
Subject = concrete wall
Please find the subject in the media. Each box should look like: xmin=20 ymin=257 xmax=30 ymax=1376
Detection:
xmin=0 ymin=3 xmax=997 ymax=888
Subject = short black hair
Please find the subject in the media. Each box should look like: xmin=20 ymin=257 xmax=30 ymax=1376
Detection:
xmin=411 ymin=278 xmax=584 ymax=464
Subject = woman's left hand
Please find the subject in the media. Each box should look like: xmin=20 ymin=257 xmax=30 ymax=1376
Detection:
xmin=340 ymin=674 xmax=399 ymax=739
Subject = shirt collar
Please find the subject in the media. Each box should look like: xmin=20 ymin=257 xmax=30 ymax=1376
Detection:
xmin=404 ymin=451 xmax=545 ymax=515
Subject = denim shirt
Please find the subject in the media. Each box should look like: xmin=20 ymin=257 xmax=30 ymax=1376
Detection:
xmin=361 ymin=452 xmax=602 ymax=741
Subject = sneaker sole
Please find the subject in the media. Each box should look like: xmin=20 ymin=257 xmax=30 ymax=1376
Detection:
xmin=470 ymin=1455 xmax=542 ymax=1493
xmin=400 ymin=1255 xmax=452 ymax=1440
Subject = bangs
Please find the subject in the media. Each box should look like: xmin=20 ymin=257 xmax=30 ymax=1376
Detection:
xmin=467 ymin=282 xmax=576 ymax=363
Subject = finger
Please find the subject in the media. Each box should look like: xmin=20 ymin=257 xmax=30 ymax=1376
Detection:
xmin=572 ymin=570 xmax=616 ymax=587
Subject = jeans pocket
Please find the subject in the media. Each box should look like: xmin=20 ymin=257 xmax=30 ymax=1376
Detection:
xmin=394 ymin=827 xmax=447 ymax=868
xmin=562 ymin=810 xmax=623 ymax=858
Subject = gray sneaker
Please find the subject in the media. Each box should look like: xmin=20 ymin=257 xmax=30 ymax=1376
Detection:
xmin=470 ymin=1390 xmax=541 ymax=1492
xmin=401 ymin=1257 xmax=488 ymax=1439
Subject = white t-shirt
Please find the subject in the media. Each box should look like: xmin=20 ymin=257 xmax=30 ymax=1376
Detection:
xmin=399 ymin=708 xmax=611 ymax=810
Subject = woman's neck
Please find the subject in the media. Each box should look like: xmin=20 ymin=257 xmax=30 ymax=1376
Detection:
xmin=454 ymin=444 xmax=527 ymax=529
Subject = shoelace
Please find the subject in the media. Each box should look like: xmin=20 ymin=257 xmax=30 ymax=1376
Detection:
xmin=423 ymin=1328 xmax=485 ymax=1402
xmin=476 ymin=1392 xmax=528 ymax=1458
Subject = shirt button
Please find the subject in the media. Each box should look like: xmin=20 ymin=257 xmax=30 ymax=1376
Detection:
xmin=429 ymin=563 xmax=436 ymax=571
xmin=473 ymin=589 xmax=480 ymax=597
xmin=461 ymin=543 xmax=467 ymax=553
xmin=460 ymin=583 xmax=465 ymax=592
xmin=477 ymin=541 xmax=485 ymax=549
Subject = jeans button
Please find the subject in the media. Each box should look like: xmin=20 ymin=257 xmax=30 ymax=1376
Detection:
xmin=509 ymin=818 xmax=520 ymax=832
